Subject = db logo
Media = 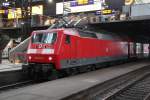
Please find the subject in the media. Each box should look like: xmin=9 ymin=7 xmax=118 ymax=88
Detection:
xmin=38 ymin=44 xmax=42 ymax=48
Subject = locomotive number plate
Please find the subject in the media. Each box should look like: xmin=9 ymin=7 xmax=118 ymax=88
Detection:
xmin=34 ymin=57 xmax=44 ymax=60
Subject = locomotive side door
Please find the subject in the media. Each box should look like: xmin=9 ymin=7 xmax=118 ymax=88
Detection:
xmin=62 ymin=34 xmax=78 ymax=67
xmin=64 ymin=34 xmax=78 ymax=66
xmin=64 ymin=35 xmax=71 ymax=66
xmin=70 ymin=36 xmax=77 ymax=65
xmin=58 ymin=34 xmax=71 ymax=68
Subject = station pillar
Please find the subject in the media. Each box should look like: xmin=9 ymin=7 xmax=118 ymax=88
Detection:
xmin=0 ymin=50 xmax=2 ymax=64
xmin=148 ymin=44 xmax=150 ymax=59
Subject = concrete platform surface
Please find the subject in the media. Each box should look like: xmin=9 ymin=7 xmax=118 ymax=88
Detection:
xmin=0 ymin=60 xmax=22 ymax=72
xmin=0 ymin=61 xmax=150 ymax=100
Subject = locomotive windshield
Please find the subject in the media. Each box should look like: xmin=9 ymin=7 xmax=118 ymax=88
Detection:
xmin=32 ymin=32 xmax=57 ymax=44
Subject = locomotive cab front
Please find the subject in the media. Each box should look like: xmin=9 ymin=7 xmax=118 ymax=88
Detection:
xmin=27 ymin=31 xmax=58 ymax=64
xmin=25 ymin=30 xmax=61 ymax=79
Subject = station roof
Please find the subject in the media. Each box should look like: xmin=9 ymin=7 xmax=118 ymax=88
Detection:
xmin=90 ymin=19 xmax=150 ymax=43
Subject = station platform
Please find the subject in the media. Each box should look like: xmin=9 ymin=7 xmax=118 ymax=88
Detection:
xmin=0 ymin=60 xmax=22 ymax=72
xmin=0 ymin=61 xmax=149 ymax=100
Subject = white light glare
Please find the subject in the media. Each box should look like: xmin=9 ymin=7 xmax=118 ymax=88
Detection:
xmin=48 ymin=0 xmax=53 ymax=3
xmin=29 ymin=56 xmax=32 ymax=60
xmin=49 ymin=57 xmax=52 ymax=61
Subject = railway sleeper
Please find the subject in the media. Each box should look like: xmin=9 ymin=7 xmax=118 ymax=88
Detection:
xmin=123 ymin=90 xmax=148 ymax=95
xmin=120 ymin=91 xmax=146 ymax=97
xmin=120 ymin=94 xmax=144 ymax=99
xmin=114 ymin=95 xmax=142 ymax=100
xmin=127 ymin=88 xmax=150 ymax=93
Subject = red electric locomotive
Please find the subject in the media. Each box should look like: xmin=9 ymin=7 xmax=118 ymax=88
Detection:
xmin=25 ymin=18 xmax=149 ymax=79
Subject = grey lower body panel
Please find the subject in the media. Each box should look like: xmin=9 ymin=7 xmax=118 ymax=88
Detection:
xmin=60 ymin=56 xmax=128 ymax=69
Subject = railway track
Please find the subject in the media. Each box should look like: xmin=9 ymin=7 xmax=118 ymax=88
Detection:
xmin=92 ymin=67 xmax=150 ymax=100
xmin=63 ymin=66 xmax=150 ymax=100
xmin=102 ymin=73 xmax=150 ymax=100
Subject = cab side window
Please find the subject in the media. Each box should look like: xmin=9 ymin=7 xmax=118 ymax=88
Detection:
xmin=65 ymin=35 xmax=71 ymax=44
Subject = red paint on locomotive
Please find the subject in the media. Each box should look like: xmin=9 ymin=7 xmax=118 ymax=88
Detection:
xmin=27 ymin=28 xmax=134 ymax=71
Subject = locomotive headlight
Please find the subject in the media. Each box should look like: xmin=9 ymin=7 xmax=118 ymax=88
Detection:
xmin=48 ymin=57 xmax=52 ymax=61
xmin=29 ymin=56 xmax=32 ymax=60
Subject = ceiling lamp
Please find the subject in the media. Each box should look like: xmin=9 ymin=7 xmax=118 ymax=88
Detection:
xmin=125 ymin=0 xmax=134 ymax=5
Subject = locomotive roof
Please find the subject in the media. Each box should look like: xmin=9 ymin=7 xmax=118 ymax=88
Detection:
xmin=32 ymin=29 xmax=63 ymax=33
xmin=63 ymin=28 xmax=127 ymax=41
xmin=32 ymin=28 xmax=79 ymax=36
xmin=77 ymin=29 xmax=128 ymax=41
xmin=32 ymin=28 xmax=130 ymax=41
